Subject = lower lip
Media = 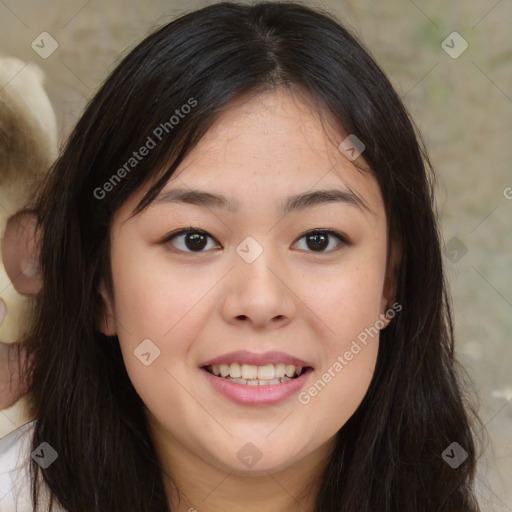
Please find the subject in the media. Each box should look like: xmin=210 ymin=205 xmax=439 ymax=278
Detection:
xmin=200 ymin=367 xmax=313 ymax=406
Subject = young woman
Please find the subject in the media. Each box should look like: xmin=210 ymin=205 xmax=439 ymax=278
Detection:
xmin=1 ymin=2 xmax=483 ymax=511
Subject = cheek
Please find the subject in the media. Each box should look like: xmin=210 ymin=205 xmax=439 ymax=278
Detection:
xmin=294 ymin=248 xmax=384 ymax=425
xmin=314 ymin=339 xmax=379 ymax=434
xmin=109 ymin=247 xmax=215 ymax=398
xmin=293 ymin=294 xmax=380 ymax=453
xmin=302 ymin=256 xmax=386 ymax=343
xmin=111 ymin=243 xmax=208 ymax=338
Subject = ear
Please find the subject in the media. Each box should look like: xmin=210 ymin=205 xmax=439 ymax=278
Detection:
xmin=1 ymin=211 xmax=43 ymax=296
xmin=380 ymin=234 xmax=402 ymax=328
xmin=97 ymin=278 xmax=117 ymax=336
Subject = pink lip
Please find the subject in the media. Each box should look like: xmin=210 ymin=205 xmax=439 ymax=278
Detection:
xmin=199 ymin=350 xmax=313 ymax=368
xmin=200 ymin=367 xmax=313 ymax=406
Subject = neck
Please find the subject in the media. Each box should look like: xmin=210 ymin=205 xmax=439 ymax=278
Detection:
xmin=167 ymin=468 xmax=323 ymax=512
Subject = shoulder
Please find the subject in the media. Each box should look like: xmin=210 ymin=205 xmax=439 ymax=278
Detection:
xmin=0 ymin=420 xmax=35 ymax=510
xmin=0 ymin=420 xmax=67 ymax=511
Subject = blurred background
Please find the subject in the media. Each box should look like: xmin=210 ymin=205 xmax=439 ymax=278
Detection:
xmin=1 ymin=0 xmax=511 ymax=510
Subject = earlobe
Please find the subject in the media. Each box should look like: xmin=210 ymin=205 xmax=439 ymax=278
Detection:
xmin=2 ymin=211 xmax=43 ymax=296
xmin=97 ymin=279 xmax=117 ymax=336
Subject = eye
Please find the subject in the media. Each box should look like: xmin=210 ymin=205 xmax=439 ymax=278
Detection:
xmin=293 ymin=229 xmax=349 ymax=253
xmin=161 ymin=228 xmax=349 ymax=254
xmin=162 ymin=228 xmax=220 ymax=253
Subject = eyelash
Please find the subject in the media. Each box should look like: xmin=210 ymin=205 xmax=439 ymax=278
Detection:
xmin=160 ymin=227 xmax=350 ymax=254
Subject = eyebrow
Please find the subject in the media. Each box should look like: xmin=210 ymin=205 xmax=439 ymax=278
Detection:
xmin=152 ymin=187 xmax=369 ymax=215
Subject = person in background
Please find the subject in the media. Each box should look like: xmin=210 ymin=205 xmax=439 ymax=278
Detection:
xmin=0 ymin=57 xmax=55 ymax=434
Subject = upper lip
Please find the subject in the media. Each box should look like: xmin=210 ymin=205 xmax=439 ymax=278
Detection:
xmin=200 ymin=350 xmax=313 ymax=368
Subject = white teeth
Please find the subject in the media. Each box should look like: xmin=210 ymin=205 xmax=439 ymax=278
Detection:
xmin=275 ymin=363 xmax=286 ymax=378
xmin=219 ymin=375 xmax=294 ymax=386
xmin=229 ymin=362 xmax=242 ymax=378
xmin=257 ymin=364 xmax=275 ymax=380
xmin=285 ymin=365 xmax=296 ymax=378
xmin=207 ymin=362 xmax=306 ymax=382
xmin=241 ymin=364 xmax=258 ymax=380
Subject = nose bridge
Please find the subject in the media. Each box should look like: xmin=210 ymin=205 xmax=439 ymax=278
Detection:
xmin=222 ymin=234 xmax=295 ymax=326
xmin=235 ymin=234 xmax=283 ymax=292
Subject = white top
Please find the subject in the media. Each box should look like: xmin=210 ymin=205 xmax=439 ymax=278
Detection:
xmin=0 ymin=420 xmax=67 ymax=511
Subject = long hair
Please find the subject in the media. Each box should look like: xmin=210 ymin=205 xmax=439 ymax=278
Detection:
xmin=18 ymin=1 xmax=483 ymax=510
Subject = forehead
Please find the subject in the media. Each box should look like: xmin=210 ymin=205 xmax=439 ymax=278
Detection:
xmin=178 ymin=88 xmax=361 ymax=179
xmin=120 ymin=87 xmax=384 ymax=223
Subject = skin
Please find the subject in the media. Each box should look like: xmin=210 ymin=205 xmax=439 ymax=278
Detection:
xmin=99 ymin=87 xmax=396 ymax=512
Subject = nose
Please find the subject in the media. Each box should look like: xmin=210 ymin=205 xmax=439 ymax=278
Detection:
xmin=220 ymin=248 xmax=297 ymax=330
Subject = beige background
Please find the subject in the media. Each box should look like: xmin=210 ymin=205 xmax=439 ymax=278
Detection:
xmin=1 ymin=0 xmax=511 ymax=510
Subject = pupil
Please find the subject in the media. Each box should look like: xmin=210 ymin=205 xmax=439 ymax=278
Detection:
xmin=308 ymin=233 xmax=327 ymax=251
xmin=186 ymin=233 xmax=207 ymax=251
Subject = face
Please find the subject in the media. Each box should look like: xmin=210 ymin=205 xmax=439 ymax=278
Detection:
xmin=99 ymin=87 xmax=394 ymax=477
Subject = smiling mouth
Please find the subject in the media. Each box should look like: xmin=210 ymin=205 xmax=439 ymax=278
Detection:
xmin=203 ymin=363 xmax=312 ymax=386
